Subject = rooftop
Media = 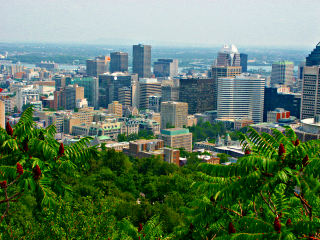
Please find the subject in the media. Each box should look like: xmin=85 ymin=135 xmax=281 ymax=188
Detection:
xmin=161 ymin=128 xmax=190 ymax=136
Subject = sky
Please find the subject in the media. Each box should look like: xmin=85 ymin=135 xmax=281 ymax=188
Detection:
xmin=0 ymin=0 xmax=319 ymax=47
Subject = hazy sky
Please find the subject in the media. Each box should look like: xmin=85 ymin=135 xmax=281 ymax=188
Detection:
xmin=1 ymin=0 xmax=319 ymax=47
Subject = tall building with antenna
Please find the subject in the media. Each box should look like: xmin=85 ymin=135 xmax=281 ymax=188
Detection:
xmin=217 ymin=44 xmax=241 ymax=67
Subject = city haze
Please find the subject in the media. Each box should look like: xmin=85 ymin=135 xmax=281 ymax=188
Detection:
xmin=0 ymin=0 xmax=319 ymax=47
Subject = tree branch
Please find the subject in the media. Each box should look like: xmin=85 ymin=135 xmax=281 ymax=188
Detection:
xmin=253 ymin=201 xmax=258 ymax=217
xmin=260 ymin=191 xmax=276 ymax=215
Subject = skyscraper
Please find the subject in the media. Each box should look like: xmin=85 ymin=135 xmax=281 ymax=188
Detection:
xmin=301 ymin=66 xmax=320 ymax=119
xmin=240 ymin=53 xmax=248 ymax=72
xmin=110 ymin=51 xmax=128 ymax=73
xmin=153 ymin=59 xmax=178 ymax=78
xmin=217 ymin=44 xmax=241 ymax=67
xmin=271 ymin=61 xmax=294 ymax=87
xmin=179 ymin=78 xmax=216 ymax=114
xmin=86 ymin=56 xmax=110 ymax=77
xmin=217 ymin=74 xmax=265 ymax=123
xmin=306 ymin=42 xmax=320 ymax=67
xmin=210 ymin=66 xmax=242 ymax=110
xmin=137 ymin=78 xmax=161 ymax=109
xmin=133 ymin=44 xmax=151 ymax=78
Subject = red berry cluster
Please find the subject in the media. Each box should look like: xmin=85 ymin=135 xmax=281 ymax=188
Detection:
xmin=6 ymin=122 xmax=13 ymax=136
xmin=286 ymin=218 xmax=291 ymax=226
xmin=33 ymin=165 xmax=41 ymax=180
xmin=228 ymin=222 xmax=236 ymax=234
xmin=302 ymin=155 xmax=309 ymax=167
xmin=274 ymin=217 xmax=281 ymax=233
xmin=0 ymin=180 xmax=7 ymax=188
xmin=278 ymin=143 xmax=285 ymax=157
xmin=245 ymin=149 xmax=250 ymax=155
xmin=294 ymin=139 xmax=300 ymax=146
xmin=59 ymin=143 xmax=64 ymax=156
xmin=17 ymin=163 xmax=24 ymax=175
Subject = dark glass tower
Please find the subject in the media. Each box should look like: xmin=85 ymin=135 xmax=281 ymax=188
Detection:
xmin=133 ymin=44 xmax=151 ymax=78
xmin=110 ymin=52 xmax=128 ymax=73
xmin=240 ymin=53 xmax=248 ymax=72
xmin=306 ymin=42 xmax=320 ymax=66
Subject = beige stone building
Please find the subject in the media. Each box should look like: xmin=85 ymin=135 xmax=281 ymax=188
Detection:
xmin=0 ymin=100 xmax=5 ymax=129
xmin=160 ymin=101 xmax=188 ymax=129
xmin=108 ymin=101 xmax=123 ymax=117
xmin=159 ymin=128 xmax=192 ymax=152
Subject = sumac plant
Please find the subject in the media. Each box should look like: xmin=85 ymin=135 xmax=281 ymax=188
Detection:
xmin=0 ymin=107 xmax=98 ymax=224
xmin=181 ymin=126 xmax=320 ymax=239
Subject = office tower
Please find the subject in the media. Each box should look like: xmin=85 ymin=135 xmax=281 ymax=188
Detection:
xmin=108 ymin=101 xmax=122 ymax=117
xmin=133 ymin=44 xmax=151 ymax=78
xmin=217 ymin=74 xmax=265 ymax=123
xmin=0 ymin=100 xmax=5 ymax=129
xmin=271 ymin=61 xmax=294 ymax=86
xmin=179 ymin=78 xmax=215 ymax=114
xmin=86 ymin=56 xmax=110 ymax=77
xmin=54 ymin=84 xmax=85 ymax=110
xmin=148 ymin=95 xmax=162 ymax=113
xmin=110 ymin=51 xmax=129 ymax=73
xmin=160 ymin=101 xmax=188 ymax=129
xmin=209 ymin=66 xmax=242 ymax=111
xmin=217 ymin=44 xmax=241 ymax=67
xmin=138 ymin=78 xmax=161 ymax=109
xmin=153 ymin=59 xmax=179 ymax=78
xmin=9 ymin=65 xmax=24 ymax=77
xmin=306 ymin=42 xmax=320 ymax=66
xmin=98 ymin=73 xmax=138 ymax=108
xmin=71 ymin=77 xmax=99 ymax=109
xmin=161 ymin=85 xmax=179 ymax=102
xmin=263 ymin=87 xmax=301 ymax=122
xmin=301 ymin=66 xmax=320 ymax=119
xmin=54 ymin=75 xmax=72 ymax=91
xmin=240 ymin=53 xmax=248 ymax=72
xmin=159 ymin=128 xmax=192 ymax=152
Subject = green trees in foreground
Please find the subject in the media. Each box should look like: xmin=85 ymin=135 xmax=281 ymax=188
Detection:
xmin=1 ymin=108 xmax=320 ymax=239
xmin=182 ymin=126 xmax=320 ymax=239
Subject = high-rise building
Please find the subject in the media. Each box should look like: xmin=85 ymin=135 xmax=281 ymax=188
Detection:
xmin=217 ymin=44 xmax=241 ymax=67
xmin=54 ymin=84 xmax=85 ymax=110
xmin=179 ymin=78 xmax=216 ymax=114
xmin=160 ymin=101 xmax=188 ymax=129
xmin=108 ymin=101 xmax=122 ymax=117
xmin=148 ymin=95 xmax=162 ymax=113
xmin=153 ymin=59 xmax=179 ymax=78
xmin=240 ymin=53 xmax=248 ymax=72
xmin=159 ymin=128 xmax=193 ymax=152
xmin=110 ymin=52 xmax=129 ymax=73
xmin=271 ymin=61 xmax=294 ymax=87
xmin=161 ymin=85 xmax=179 ymax=102
xmin=263 ymin=87 xmax=301 ymax=122
xmin=71 ymin=77 xmax=99 ymax=109
xmin=98 ymin=73 xmax=138 ymax=108
xmin=54 ymin=75 xmax=72 ymax=91
xmin=133 ymin=44 xmax=151 ymax=78
xmin=86 ymin=56 xmax=110 ymax=77
xmin=306 ymin=42 xmax=320 ymax=67
xmin=137 ymin=78 xmax=161 ymax=109
xmin=217 ymin=74 xmax=265 ymax=123
xmin=209 ymin=66 xmax=242 ymax=111
xmin=301 ymin=66 xmax=320 ymax=119
xmin=0 ymin=100 xmax=5 ymax=129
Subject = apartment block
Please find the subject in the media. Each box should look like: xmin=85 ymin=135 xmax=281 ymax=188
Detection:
xmin=160 ymin=101 xmax=188 ymax=129
xmin=108 ymin=101 xmax=123 ymax=117
xmin=159 ymin=128 xmax=192 ymax=152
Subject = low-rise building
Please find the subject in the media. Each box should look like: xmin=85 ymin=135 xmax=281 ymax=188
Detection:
xmin=234 ymin=119 xmax=254 ymax=130
xmin=159 ymin=128 xmax=192 ymax=152
xmin=267 ymin=108 xmax=290 ymax=123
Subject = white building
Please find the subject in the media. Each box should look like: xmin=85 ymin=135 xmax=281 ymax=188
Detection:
xmin=217 ymin=74 xmax=265 ymax=124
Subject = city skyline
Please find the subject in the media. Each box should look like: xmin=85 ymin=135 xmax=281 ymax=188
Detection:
xmin=1 ymin=0 xmax=319 ymax=47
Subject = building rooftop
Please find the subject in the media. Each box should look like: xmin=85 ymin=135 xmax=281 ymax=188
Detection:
xmin=161 ymin=128 xmax=190 ymax=136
